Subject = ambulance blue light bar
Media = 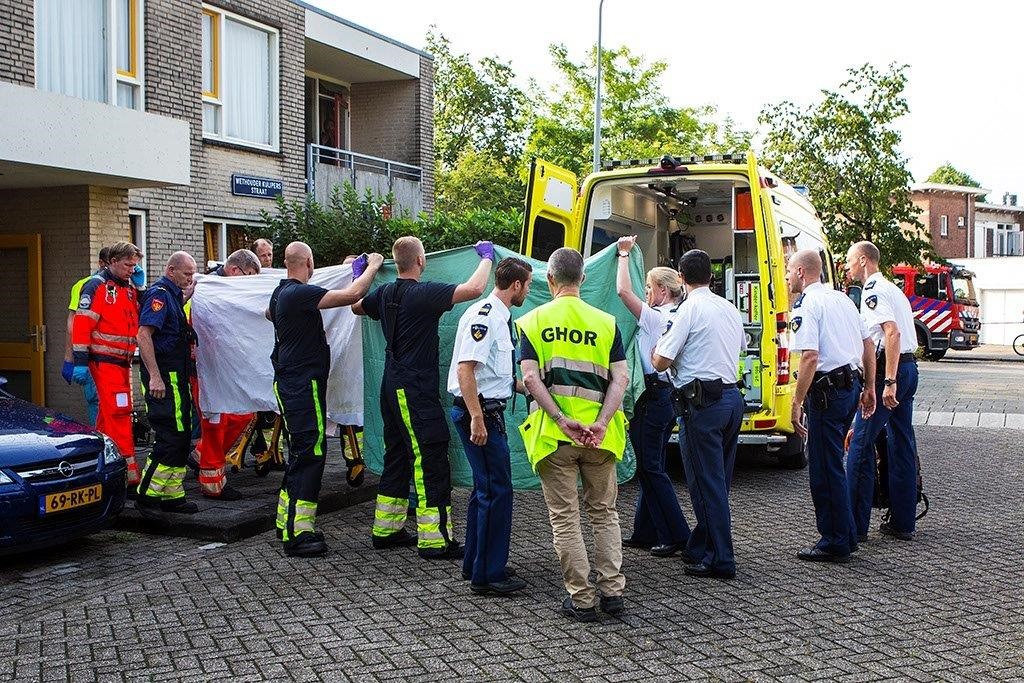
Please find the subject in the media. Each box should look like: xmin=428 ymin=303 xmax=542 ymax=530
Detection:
xmin=601 ymin=153 xmax=746 ymax=171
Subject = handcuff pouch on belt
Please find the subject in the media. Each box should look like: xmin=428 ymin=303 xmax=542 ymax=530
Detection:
xmin=643 ymin=373 xmax=672 ymax=391
xmin=808 ymin=365 xmax=857 ymax=411
xmin=671 ymin=378 xmax=725 ymax=418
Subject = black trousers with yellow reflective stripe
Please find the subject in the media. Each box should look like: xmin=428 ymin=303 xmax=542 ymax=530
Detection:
xmin=274 ymin=373 xmax=328 ymax=543
xmin=140 ymin=368 xmax=192 ymax=500
xmin=374 ymin=368 xmax=453 ymax=549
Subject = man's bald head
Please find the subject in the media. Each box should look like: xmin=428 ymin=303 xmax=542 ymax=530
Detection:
xmin=785 ymin=249 xmax=823 ymax=297
xmin=790 ymin=249 xmax=822 ymax=279
xmin=284 ymin=242 xmax=312 ymax=266
xmin=167 ymin=251 xmax=196 ymax=271
xmin=393 ymin=236 xmax=425 ymax=274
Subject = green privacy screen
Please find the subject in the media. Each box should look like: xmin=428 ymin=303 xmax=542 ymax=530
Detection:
xmin=360 ymin=243 xmax=647 ymax=489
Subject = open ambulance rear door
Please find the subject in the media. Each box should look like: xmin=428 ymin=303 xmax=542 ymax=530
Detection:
xmin=520 ymin=158 xmax=578 ymax=261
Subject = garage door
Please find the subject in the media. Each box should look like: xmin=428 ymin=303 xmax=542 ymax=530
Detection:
xmin=980 ymin=289 xmax=1024 ymax=345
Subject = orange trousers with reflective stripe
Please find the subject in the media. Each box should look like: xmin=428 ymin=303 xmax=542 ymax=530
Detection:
xmin=197 ymin=413 xmax=252 ymax=494
xmin=91 ymin=360 xmax=139 ymax=485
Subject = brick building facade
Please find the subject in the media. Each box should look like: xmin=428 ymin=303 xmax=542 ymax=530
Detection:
xmin=908 ymin=183 xmax=987 ymax=260
xmin=0 ymin=0 xmax=434 ymax=418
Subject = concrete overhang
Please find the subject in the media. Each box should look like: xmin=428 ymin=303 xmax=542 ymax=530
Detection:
xmin=911 ymin=182 xmax=990 ymax=196
xmin=0 ymin=82 xmax=190 ymax=190
xmin=303 ymin=6 xmax=425 ymax=82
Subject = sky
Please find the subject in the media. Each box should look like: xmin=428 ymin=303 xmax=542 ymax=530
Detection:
xmin=312 ymin=0 xmax=1023 ymax=200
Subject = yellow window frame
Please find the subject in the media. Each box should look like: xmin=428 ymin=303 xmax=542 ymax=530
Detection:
xmin=202 ymin=8 xmax=220 ymax=99
xmin=115 ymin=0 xmax=138 ymax=79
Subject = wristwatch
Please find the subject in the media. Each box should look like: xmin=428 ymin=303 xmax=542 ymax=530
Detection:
xmin=617 ymin=249 xmax=629 ymax=258
xmin=883 ymin=378 xmax=897 ymax=387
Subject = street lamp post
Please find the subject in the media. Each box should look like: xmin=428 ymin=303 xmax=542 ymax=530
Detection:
xmin=592 ymin=0 xmax=606 ymax=173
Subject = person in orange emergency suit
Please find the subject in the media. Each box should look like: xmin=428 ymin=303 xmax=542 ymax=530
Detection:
xmin=72 ymin=241 xmax=144 ymax=493
xmin=194 ymin=249 xmax=262 ymax=500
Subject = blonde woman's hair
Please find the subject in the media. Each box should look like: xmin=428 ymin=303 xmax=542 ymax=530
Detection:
xmin=647 ymin=266 xmax=683 ymax=298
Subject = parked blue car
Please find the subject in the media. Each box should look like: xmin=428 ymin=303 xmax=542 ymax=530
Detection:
xmin=0 ymin=382 xmax=127 ymax=555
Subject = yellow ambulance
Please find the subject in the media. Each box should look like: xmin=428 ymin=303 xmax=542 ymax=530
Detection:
xmin=520 ymin=152 xmax=839 ymax=468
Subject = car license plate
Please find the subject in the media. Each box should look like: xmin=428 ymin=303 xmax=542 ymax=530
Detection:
xmin=40 ymin=484 xmax=102 ymax=514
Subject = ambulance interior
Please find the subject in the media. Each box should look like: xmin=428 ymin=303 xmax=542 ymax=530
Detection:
xmin=584 ymin=176 xmax=765 ymax=403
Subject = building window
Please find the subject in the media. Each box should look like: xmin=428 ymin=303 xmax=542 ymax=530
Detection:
xmin=129 ymin=210 xmax=147 ymax=276
xmin=35 ymin=0 xmax=144 ymax=110
xmin=304 ymin=75 xmax=351 ymax=150
xmin=203 ymin=220 xmax=266 ymax=268
xmin=994 ymin=223 xmax=1023 ymax=257
xmin=201 ymin=6 xmax=279 ymax=151
xmin=940 ymin=215 xmax=948 ymax=238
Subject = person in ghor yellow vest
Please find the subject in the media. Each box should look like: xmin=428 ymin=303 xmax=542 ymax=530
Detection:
xmin=517 ymin=247 xmax=630 ymax=623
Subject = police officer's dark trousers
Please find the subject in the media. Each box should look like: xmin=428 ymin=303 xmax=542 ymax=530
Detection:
xmin=373 ymin=362 xmax=454 ymax=551
xmin=846 ymin=359 xmax=919 ymax=536
xmin=629 ymin=384 xmax=691 ymax=547
xmin=274 ymin=374 xmax=328 ymax=544
xmin=805 ymin=379 xmax=860 ymax=556
xmin=139 ymin=367 xmax=192 ymax=504
xmin=450 ymin=404 xmax=512 ymax=584
xmin=678 ymin=387 xmax=743 ymax=573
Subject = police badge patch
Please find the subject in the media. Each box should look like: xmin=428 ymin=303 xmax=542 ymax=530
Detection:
xmin=477 ymin=303 xmax=492 ymax=315
xmin=78 ymin=295 xmax=91 ymax=309
xmin=791 ymin=316 xmax=802 ymax=332
xmin=151 ymin=299 xmax=165 ymax=312
xmin=471 ymin=324 xmax=488 ymax=341
xmin=866 ymin=295 xmax=878 ymax=310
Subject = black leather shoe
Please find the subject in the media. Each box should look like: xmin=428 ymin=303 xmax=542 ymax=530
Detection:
xmin=879 ymin=522 xmax=914 ymax=541
xmin=599 ymin=594 xmax=624 ymax=615
xmin=419 ymin=541 xmax=464 ymax=560
xmin=622 ymin=536 xmax=654 ymax=550
xmin=371 ymin=528 xmax=417 ymax=549
xmin=470 ymin=577 xmax=527 ymax=595
xmin=560 ymin=597 xmax=598 ymax=622
xmin=684 ymin=562 xmax=735 ymax=580
xmin=651 ymin=543 xmax=681 ymax=557
xmin=462 ymin=566 xmax=517 ymax=581
xmin=284 ymin=533 xmax=329 ymax=558
xmin=797 ymin=547 xmax=850 ymax=563
xmin=160 ymin=499 xmax=199 ymax=514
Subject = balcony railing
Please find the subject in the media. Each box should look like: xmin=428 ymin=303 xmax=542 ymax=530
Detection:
xmin=306 ymin=144 xmax=422 ymax=195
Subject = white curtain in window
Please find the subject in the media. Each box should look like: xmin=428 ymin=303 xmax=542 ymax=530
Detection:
xmin=36 ymin=0 xmax=107 ymax=103
xmin=224 ymin=19 xmax=271 ymax=145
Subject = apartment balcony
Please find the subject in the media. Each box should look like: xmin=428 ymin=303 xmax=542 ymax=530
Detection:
xmin=307 ymin=144 xmax=422 ymax=218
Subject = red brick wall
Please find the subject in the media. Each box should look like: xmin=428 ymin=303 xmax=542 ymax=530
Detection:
xmin=915 ymin=192 xmax=975 ymax=259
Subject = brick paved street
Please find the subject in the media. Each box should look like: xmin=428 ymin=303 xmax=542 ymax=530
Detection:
xmin=916 ymin=353 xmax=1024 ymax=415
xmin=3 ymin=414 xmax=1023 ymax=681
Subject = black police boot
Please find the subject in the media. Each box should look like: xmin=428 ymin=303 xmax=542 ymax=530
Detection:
xmin=560 ymin=596 xmax=598 ymax=623
xmin=599 ymin=593 xmax=625 ymax=615
xmin=371 ymin=528 xmax=418 ymax=550
xmin=419 ymin=541 xmax=464 ymax=560
xmin=284 ymin=532 xmax=329 ymax=558
xmin=160 ymin=498 xmax=199 ymax=514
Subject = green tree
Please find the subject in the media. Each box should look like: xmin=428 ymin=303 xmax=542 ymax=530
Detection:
xmin=427 ymin=30 xmax=530 ymax=212
xmin=927 ymin=163 xmax=987 ymax=202
xmin=526 ymin=44 xmax=749 ymax=179
xmin=759 ymin=63 xmax=929 ymax=269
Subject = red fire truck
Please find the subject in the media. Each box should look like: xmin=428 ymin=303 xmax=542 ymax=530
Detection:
xmin=889 ymin=263 xmax=981 ymax=360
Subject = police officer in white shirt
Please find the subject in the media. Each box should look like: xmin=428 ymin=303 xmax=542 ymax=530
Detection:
xmin=787 ymin=249 xmax=876 ymax=563
xmin=615 ymin=236 xmax=691 ymax=558
xmin=652 ymin=249 xmax=744 ymax=580
xmin=447 ymin=257 xmax=533 ymax=596
xmin=844 ymin=241 xmax=921 ymax=541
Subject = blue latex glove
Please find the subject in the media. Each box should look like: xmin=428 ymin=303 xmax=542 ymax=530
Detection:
xmin=61 ymin=360 xmax=74 ymax=384
xmin=351 ymin=253 xmax=369 ymax=279
xmin=475 ymin=241 xmax=495 ymax=260
xmin=131 ymin=264 xmax=146 ymax=288
xmin=72 ymin=365 xmax=90 ymax=386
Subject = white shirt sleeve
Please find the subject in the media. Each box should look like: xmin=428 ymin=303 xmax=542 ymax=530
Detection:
xmin=654 ymin=304 xmax=690 ymax=360
xmin=790 ymin=297 xmax=820 ymax=352
xmin=453 ymin=312 xmax=497 ymax=365
xmin=638 ymin=304 xmax=666 ymax=338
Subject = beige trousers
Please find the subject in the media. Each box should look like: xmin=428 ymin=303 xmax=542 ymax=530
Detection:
xmin=537 ymin=444 xmax=625 ymax=608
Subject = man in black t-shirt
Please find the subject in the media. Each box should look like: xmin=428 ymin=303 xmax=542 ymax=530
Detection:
xmin=353 ymin=236 xmax=493 ymax=559
xmin=267 ymin=242 xmax=383 ymax=558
